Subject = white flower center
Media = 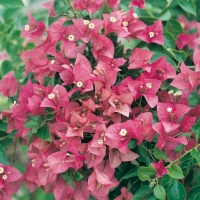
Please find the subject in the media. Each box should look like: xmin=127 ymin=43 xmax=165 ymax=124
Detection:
xmin=119 ymin=129 xmax=127 ymax=136
xmin=89 ymin=23 xmax=95 ymax=29
xmin=0 ymin=167 xmax=4 ymax=174
xmin=48 ymin=93 xmax=55 ymax=99
xmin=149 ymin=32 xmax=155 ymax=38
xmin=110 ymin=16 xmax=116 ymax=22
xmin=133 ymin=13 xmax=138 ymax=18
xmin=51 ymin=60 xmax=55 ymax=64
xmin=2 ymin=175 xmax=7 ymax=180
xmin=24 ymin=24 xmax=30 ymax=31
xmin=83 ymin=20 xmax=90 ymax=25
xmin=168 ymin=90 xmax=174 ymax=94
xmin=167 ymin=107 xmax=172 ymax=113
xmin=76 ymin=81 xmax=83 ymax=88
xmin=146 ymin=83 xmax=152 ymax=89
xmin=122 ymin=21 xmax=128 ymax=27
xmin=98 ymin=139 xmax=103 ymax=145
xmin=174 ymin=91 xmax=182 ymax=96
xmin=68 ymin=34 xmax=75 ymax=41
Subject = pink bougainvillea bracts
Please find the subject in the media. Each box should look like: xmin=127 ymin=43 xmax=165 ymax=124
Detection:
xmin=1 ymin=0 xmax=200 ymax=199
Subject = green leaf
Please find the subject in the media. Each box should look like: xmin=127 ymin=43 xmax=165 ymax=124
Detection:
xmin=68 ymin=176 xmax=74 ymax=189
xmin=175 ymin=144 xmax=185 ymax=153
xmin=167 ymin=181 xmax=186 ymax=200
xmin=154 ymin=147 xmax=168 ymax=160
xmin=137 ymin=143 xmax=152 ymax=165
xmin=62 ymin=171 xmax=70 ymax=181
xmin=137 ymin=165 xmax=156 ymax=181
xmin=120 ymin=166 xmax=138 ymax=180
xmin=161 ymin=175 xmax=175 ymax=188
xmin=0 ymin=61 xmax=12 ymax=76
xmin=48 ymin=15 xmax=63 ymax=26
xmin=157 ymin=0 xmax=171 ymax=18
xmin=167 ymin=164 xmax=184 ymax=179
xmin=163 ymin=32 xmax=175 ymax=49
xmin=153 ymin=184 xmax=166 ymax=200
xmin=0 ymin=0 xmax=24 ymax=8
xmin=190 ymin=149 xmax=200 ymax=166
xmin=114 ymin=45 xmax=124 ymax=58
xmin=134 ymin=7 xmax=154 ymax=18
xmin=159 ymin=10 xmax=171 ymax=21
xmin=37 ymin=124 xmax=52 ymax=142
xmin=0 ymin=144 xmax=9 ymax=165
xmin=160 ymin=79 xmax=172 ymax=90
xmin=28 ymin=130 xmax=36 ymax=146
xmin=54 ymin=0 xmax=70 ymax=15
xmin=184 ymin=169 xmax=194 ymax=188
xmin=128 ymin=139 xmax=137 ymax=149
xmin=25 ymin=115 xmax=41 ymax=129
xmin=187 ymin=186 xmax=200 ymax=200
xmin=74 ymin=171 xmax=83 ymax=181
xmin=146 ymin=193 xmax=157 ymax=200
xmin=180 ymin=153 xmax=196 ymax=175
xmin=44 ymin=76 xmax=54 ymax=87
xmin=102 ymin=1 xmax=111 ymax=14
xmin=196 ymin=171 xmax=200 ymax=185
xmin=63 ymin=20 xmax=73 ymax=26
xmin=192 ymin=120 xmax=200 ymax=141
xmin=132 ymin=185 xmax=153 ymax=200
xmin=24 ymin=121 xmax=39 ymax=129
xmin=165 ymin=19 xmax=183 ymax=38
xmin=178 ymin=0 xmax=196 ymax=16
xmin=167 ymin=48 xmax=187 ymax=62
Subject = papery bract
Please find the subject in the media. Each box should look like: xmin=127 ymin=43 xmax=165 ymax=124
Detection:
xmin=21 ymin=13 xmax=46 ymax=38
xmin=0 ymin=71 xmax=18 ymax=97
xmin=152 ymin=160 xmax=168 ymax=178
xmin=137 ymin=20 xmax=164 ymax=45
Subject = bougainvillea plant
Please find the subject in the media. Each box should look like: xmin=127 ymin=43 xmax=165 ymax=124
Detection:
xmin=0 ymin=0 xmax=200 ymax=199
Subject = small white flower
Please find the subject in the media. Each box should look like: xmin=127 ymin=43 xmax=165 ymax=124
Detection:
xmin=167 ymin=107 xmax=172 ymax=113
xmin=149 ymin=32 xmax=155 ymax=38
xmin=98 ymin=139 xmax=103 ymax=145
xmin=122 ymin=21 xmax=128 ymax=27
xmin=133 ymin=13 xmax=138 ymax=19
xmin=174 ymin=91 xmax=182 ymax=96
xmin=89 ymin=23 xmax=95 ymax=29
xmin=2 ymin=175 xmax=7 ymax=180
xmin=0 ymin=167 xmax=4 ymax=174
xmin=83 ymin=20 xmax=90 ymax=25
xmin=146 ymin=83 xmax=152 ymax=89
xmin=119 ymin=129 xmax=127 ymax=136
xmin=76 ymin=81 xmax=83 ymax=88
xmin=48 ymin=93 xmax=55 ymax=99
xmin=168 ymin=90 xmax=174 ymax=94
xmin=24 ymin=25 xmax=30 ymax=31
xmin=110 ymin=16 xmax=116 ymax=22
xmin=68 ymin=34 xmax=75 ymax=41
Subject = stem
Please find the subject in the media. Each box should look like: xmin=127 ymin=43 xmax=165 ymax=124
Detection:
xmin=142 ymin=145 xmax=156 ymax=162
xmin=0 ymin=136 xmax=9 ymax=141
xmin=12 ymin=140 xmax=17 ymax=166
xmin=166 ymin=144 xmax=200 ymax=168
xmin=128 ymin=179 xmax=140 ymax=191
xmin=66 ymin=0 xmax=77 ymax=18
xmin=139 ymin=97 xmax=143 ymax=112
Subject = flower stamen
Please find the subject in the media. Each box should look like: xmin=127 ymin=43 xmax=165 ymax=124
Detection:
xmin=24 ymin=25 xmax=30 ymax=31
xmin=149 ymin=32 xmax=155 ymax=38
xmin=119 ymin=129 xmax=127 ymax=136
xmin=110 ymin=16 xmax=116 ymax=22
xmin=68 ymin=34 xmax=75 ymax=41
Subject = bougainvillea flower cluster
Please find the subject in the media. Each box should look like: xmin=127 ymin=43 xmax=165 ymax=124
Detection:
xmin=0 ymin=0 xmax=200 ymax=199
